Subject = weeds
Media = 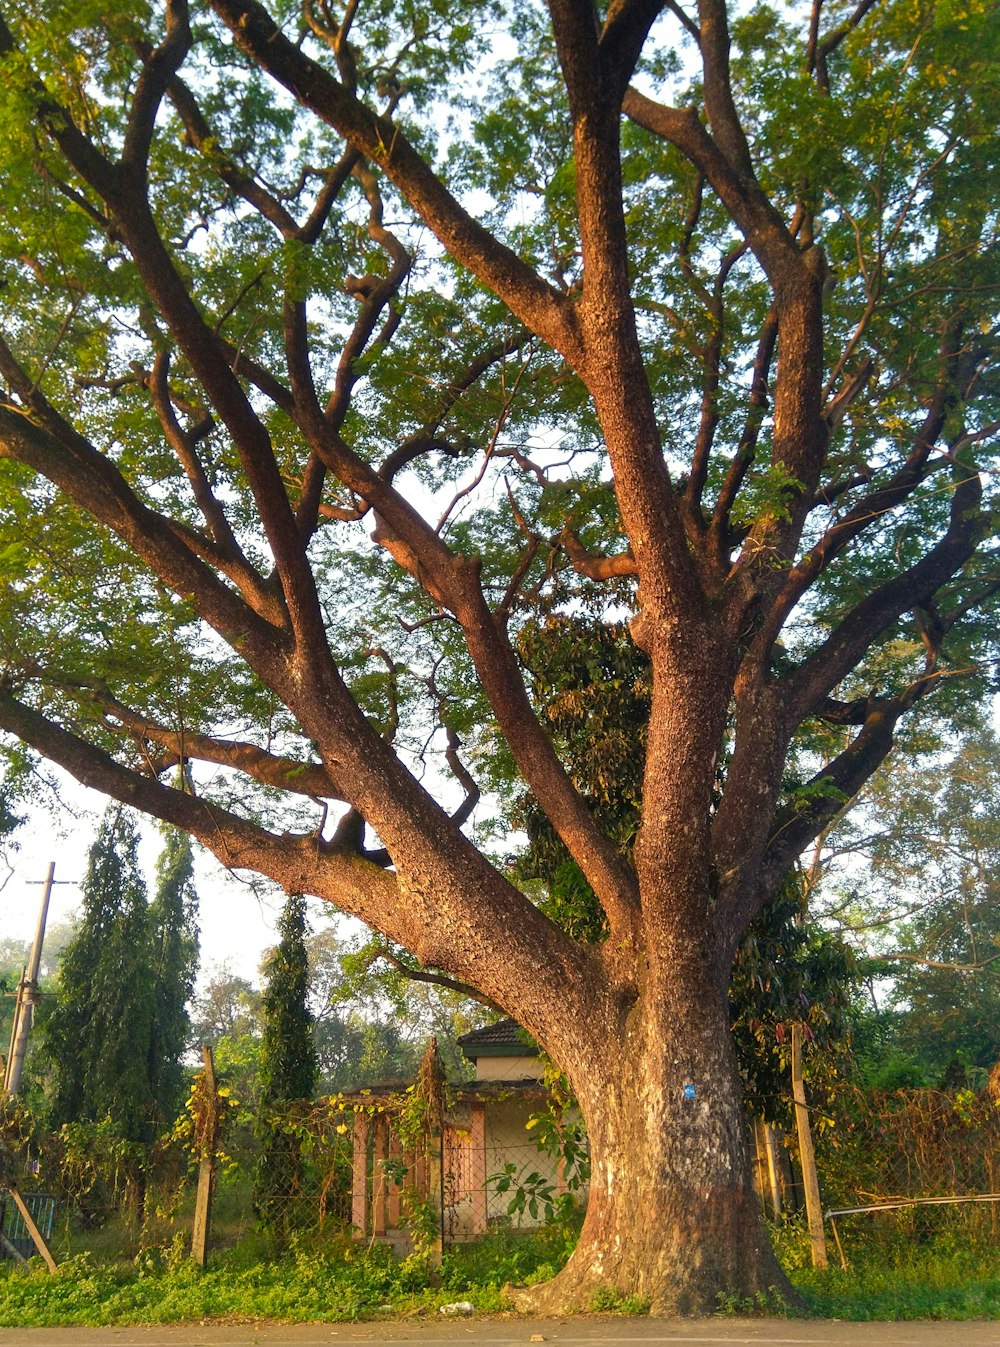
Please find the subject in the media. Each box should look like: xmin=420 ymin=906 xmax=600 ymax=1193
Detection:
xmin=587 ymin=1286 xmax=650 ymax=1314
xmin=2 ymin=1211 xmax=998 ymax=1326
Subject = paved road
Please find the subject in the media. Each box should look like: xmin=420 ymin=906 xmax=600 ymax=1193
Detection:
xmin=1 ymin=1319 xmax=998 ymax=1347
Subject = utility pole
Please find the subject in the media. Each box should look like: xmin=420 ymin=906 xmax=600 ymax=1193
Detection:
xmin=791 ymin=1022 xmax=829 ymax=1269
xmin=3 ymin=863 xmax=56 ymax=1096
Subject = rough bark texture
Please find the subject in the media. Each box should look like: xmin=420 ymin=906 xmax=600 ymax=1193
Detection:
xmin=524 ymin=970 xmax=790 ymax=1315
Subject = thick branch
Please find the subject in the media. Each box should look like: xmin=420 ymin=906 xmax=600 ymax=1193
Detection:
xmin=561 ymin=529 xmax=638 ymax=579
xmin=762 ymin=336 xmax=961 ymax=649
xmin=622 ymin=90 xmax=802 ymax=285
xmin=122 ymin=0 xmax=191 ymax=175
xmin=85 ymin=687 xmax=345 ymax=799
xmin=0 ymin=381 xmax=287 ymax=644
xmin=760 ymin=693 xmax=913 ymax=893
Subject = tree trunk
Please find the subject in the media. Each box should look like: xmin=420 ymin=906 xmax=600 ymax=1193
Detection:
xmin=521 ymin=959 xmax=791 ymax=1315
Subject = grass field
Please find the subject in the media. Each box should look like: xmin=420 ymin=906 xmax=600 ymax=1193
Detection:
xmin=1 ymin=1212 xmax=998 ymax=1326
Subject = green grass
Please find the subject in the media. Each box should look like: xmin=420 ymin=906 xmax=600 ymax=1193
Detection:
xmin=773 ymin=1213 xmax=1000 ymax=1321
xmin=3 ymin=1214 xmax=998 ymax=1327
xmin=0 ymin=1223 xmax=579 ymax=1328
xmin=790 ymin=1249 xmax=1000 ymax=1321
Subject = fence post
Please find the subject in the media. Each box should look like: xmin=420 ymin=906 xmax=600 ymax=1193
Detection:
xmin=763 ymin=1121 xmax=784 ymax=1219
xmin=791 ymin=1024 xmax=828 ymax=1269
xmin=7 ymin=1184 xmax=57 ymax=1272
xmin=351 ymin=1115 xmax=370 ymax=1239
xmin=416 ymin=1038 xmax=446 ymax=1263
xmin=372 ymin=1117 xmax=389 ymax=1237
xmin=191 ymin=1045 xmax=219 ymax=1268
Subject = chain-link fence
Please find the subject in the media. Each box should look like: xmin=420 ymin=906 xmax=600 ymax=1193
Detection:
xmin=814 ymin=1086 xmax=1000 ymax=1243
xmin=3 ymin=1074 xmax=997 ymax=1267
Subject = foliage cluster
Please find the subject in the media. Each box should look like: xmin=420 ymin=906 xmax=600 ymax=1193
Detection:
xmin=1 ymin=1218 xmax=998 ymax=1326
xmin=42 ymin=810 xmax=198 ymax=1141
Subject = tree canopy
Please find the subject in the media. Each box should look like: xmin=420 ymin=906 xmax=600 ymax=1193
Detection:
xmin=0 ymin=0 xmax=997 ymax=1313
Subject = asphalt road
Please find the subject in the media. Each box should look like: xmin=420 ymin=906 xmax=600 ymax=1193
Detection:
xmin=1 ymin=1319 xmax=998 ymax=1347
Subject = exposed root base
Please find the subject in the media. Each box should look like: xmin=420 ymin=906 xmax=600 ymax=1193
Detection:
xmin=505 ymin=1246 xmax=797 ymax=1318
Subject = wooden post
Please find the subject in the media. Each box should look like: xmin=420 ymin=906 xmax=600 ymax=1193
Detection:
xmin=0 ymin=1228 xmax=28 ymax=1266
xmin=426 ymin=1126 xmax=444 ymax=1263
xmin=4 ymin=864 xmax=55 ymax=1097
xmin=829 ymin=1216 xmax=849 ymax=1271
xmin=416 ymin=1038 xmax=446 ymax=1262
xmin=763 ymin=1121 xmax=783 ymax=1219
xmin=372 ymin=1117 xmax=389 ymax=1237
xmin=7 ymin=1185 xmax=57 ymax=1272
xmin=191 ymin=1046 xmax=219 ymax=1268
xmin=351 ymin=1115 xmax=369 ymax=1238
xmin=791 ymin=1024 xmax=828 ymax=1269
xmin=387 ymin=1128 xmax=402 ymax=1229
xmin=469 ymin=1101 xmax=488 ymax=1234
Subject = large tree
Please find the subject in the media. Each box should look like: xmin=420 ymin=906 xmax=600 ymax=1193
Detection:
xmin=0 ymin=0 xmax=998 ymax=1312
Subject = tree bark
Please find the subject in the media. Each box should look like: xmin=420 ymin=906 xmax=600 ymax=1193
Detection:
xmin=522 ymin=956 xmax=790 ymax=1315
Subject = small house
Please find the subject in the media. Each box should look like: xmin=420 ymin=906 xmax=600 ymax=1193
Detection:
xmin=343 ymin=1021 xmax=576 ymax=1244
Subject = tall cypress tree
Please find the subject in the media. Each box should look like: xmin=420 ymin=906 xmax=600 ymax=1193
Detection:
xmin=47 ymin=808 xmax=156 ymax=1141
xmin=148 ymin=828 xmax=200 ymax=1123
xmin=258 ymin=893 xmax=317 ymax=1106
xmin=254 ymin=892 xmax=317 ymax=1228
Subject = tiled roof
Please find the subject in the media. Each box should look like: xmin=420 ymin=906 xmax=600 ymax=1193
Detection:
xmin=332 ymin=1077 xmax=549 ymax=1110
xmin=455 ymin=1018 xmax=538 ymax=1055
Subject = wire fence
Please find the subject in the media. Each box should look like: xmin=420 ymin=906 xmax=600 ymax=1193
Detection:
xmin=2 ymin=1078 xmax=998 ymax=1266
xmin=812 ymin=1085 xmax=1000 ymax=1245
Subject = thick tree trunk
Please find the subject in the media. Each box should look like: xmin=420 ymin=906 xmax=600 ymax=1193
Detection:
xmin=521 ymin=961 xmax=791 ymax=1316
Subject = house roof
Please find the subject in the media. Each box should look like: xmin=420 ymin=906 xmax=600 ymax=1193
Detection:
xmin=330 ymin=1077 xmax=549 ymax=1114
xmin=456 ymin=1018 xmax=539 ymax=1059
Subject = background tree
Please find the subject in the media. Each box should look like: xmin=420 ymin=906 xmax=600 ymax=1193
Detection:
xmin=148 ymin=826 xmax=200 ymax=1122
xmin=0 ymin=0 xmax=997 ymax=1311
xmin=45 ymin=809 xmax=156 ymax=1141
xmin=190 ymin=963 xmax=261 ymax=1045
xmin=254 ymin=892 xmax=317 ymax=1227
xmin=313 ymin=925 xmax=490 ymax=1087
xmin=818 ymin=721 xmax=1000 ymax=1088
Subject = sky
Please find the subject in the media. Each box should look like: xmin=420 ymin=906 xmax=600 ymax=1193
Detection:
xmin=0 ymin=763 xmax=338 ymax=985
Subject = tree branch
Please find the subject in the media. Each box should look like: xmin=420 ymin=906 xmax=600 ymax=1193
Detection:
xmin=787 ymin=461 xmax=984 ymax=722
xmin=83 ymin=686 xmax=345 ymax=799
xmin=208 ymin=0 xmax=580 ymax=361
xmin=0 ymin=356 xmax=288 ymax=641
xmin=122 ymin=0 xmax=192 ymax=175
xmin=375 ymin=945 xmax=503 ymax=1012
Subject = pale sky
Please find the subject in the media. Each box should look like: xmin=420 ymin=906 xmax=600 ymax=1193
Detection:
xmin=0 ymin=765 xmax=334 ymax=985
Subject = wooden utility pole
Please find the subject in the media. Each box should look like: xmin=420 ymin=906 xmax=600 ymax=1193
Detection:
xmin=791 ymin=1023 xmax=828 ymax=1269
xmin=3 ymin=863 xmax=56 ymax=1096
xmin=190 ymin=1046 xmax=220 ymax=1268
